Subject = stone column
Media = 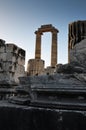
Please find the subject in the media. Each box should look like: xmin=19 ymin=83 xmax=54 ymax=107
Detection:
xmin=35 ymin=31 xmax=42 ymax=59
xmin=51 ymin=30 xmax=57 ymax=67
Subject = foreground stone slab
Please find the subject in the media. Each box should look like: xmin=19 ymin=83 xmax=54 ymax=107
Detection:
xmin=0 ymin=101 xmax=86 ymax=130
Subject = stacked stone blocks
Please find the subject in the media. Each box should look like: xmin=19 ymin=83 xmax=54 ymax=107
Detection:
xmin=0 ymin=39 xmax=25 ymax=83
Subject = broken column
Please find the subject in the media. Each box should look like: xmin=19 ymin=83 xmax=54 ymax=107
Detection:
xmin=68 ymin=20 xmax=86 ymax=63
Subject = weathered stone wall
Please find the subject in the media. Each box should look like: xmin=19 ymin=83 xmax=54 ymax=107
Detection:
xmin=0 ymin=39 xmax=25 ymax=83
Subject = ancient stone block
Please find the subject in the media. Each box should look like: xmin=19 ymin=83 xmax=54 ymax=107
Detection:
xmin=17 ymin=56 xmax=25 ymax=66
xmin=0 ymin=39 xmax=5 ymax=45
xmin=27 ymin=59 xmax=44 ymax=76
xmin=4 ymin=62 xmax=15 ymax=72
xmin=18 ymin=48 xmax=25 ymax=58
xmin=0 ymin=52 xmax=25 ymax=65
xmin=0 ymin=62 xmax=3 ymax=72
xmin=6 ymin=52 xmax=17 ymax=62
xmin=0 ymin=72 xmax=10 ymax=81
xmin=0 ymin=61 xmax=15 ymax=72
xmin=0 ymin=53 xmax=6 ymax=61
xmin=42 ymin=66 xmax=55 ymax=75
xmin=14 ymin=65 xmax=25 ymax=83
xmin=15 ymin=64 xmax=25 ymax=74
xmin=0 ymin=46 xmax=6 ymax=53
xmin=6 ymin=44 xmax=18 ymax=53
xmin=6 ymin=44 xmax=25 ymax=59
xmin=0 ymin=39 xmax=6 ymax=53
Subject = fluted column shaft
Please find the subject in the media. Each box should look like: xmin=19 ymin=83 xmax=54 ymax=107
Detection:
xmin=51 ymin=30 xmax=57 ymax=67
xmin=35 ymin=31 xmax=42 ymax=59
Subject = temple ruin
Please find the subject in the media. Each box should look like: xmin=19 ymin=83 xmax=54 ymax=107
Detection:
xmin=0 ymin=21 xmax=86 ymax=130
xmin=27 ymin=24 xmax=59 ymax=75
xmin=68 ymin=20 xmax=86 ymax=62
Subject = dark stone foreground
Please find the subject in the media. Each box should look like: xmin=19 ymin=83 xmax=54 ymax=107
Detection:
xmin=0 ymin=101 xmax=86 ymax=130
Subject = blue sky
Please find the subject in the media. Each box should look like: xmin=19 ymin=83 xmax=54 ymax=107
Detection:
xmin=0 ymin=0 xmax=86 ymax=69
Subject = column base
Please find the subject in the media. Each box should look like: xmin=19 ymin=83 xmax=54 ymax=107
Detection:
xmin=27 ymin=59 xmax=45 ymax=76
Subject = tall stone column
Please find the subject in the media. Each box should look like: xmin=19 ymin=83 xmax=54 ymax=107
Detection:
xmin=35 ymin=31 xmax=42 ymax=59
xmin=51 ymin=30 xmax=57 ymax=67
